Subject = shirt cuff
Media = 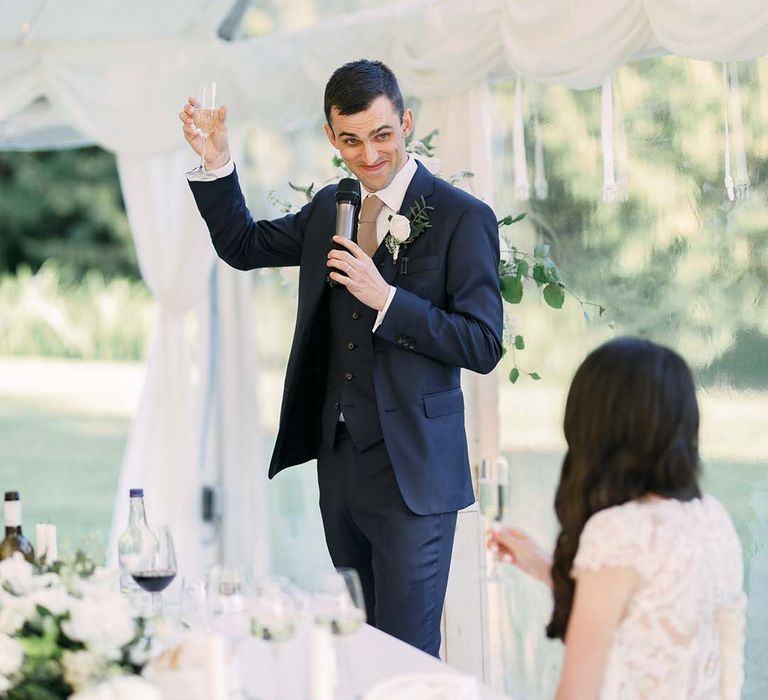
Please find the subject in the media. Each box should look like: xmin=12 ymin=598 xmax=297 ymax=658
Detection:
xmin=372 ymin=286 xmax=397 ymax=333
xmin=187 ymin=159 xmax=234 ymax=181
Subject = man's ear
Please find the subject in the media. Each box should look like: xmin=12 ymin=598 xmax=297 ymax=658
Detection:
xmin=402 ymin=108 xmax=414 ymax=138
xmin=324 ymin=122 xmax=337 ymax=148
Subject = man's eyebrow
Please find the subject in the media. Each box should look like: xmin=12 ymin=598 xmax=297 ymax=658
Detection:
xmin=337 ymin=125 xmax=395 ymax=139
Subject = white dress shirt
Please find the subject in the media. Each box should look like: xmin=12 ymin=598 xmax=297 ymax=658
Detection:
xmin=200 ymin=156 xmax=419 ymax=331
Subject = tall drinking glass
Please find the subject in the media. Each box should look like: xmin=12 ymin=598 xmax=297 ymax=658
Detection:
xmin=312 ymin=568 xmax=366 ymax=700
xmin=186 ymin=82 xmax=218 ymax=182
xmin=249 ymin=576 xmax=298 ymax=700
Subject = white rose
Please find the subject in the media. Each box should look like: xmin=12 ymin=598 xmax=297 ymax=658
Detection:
xmin=70 ymin=675 xmax=161 ymax=700
xmin=388 ymin=214 xmax=411 ymax=243
xmin=62 ymin=598 xmax=136 ymax=660
xmin=0 ymin=594 xmax=36 ymax=635
xmin=0 ymin=633 xmax=23 ymax=677
xmin=0 ymin=554 xmax=34 ymax=594
xmin=62 ymin=650 xmax=103 ymax=692
xmin=30 ymin=587 xmax=73 ymax=617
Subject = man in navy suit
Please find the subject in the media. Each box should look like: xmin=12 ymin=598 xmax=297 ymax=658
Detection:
xmin=181 ymin=60 xmax=502 ymax=656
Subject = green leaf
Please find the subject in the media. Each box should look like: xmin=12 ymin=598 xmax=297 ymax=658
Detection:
xmin=516 ymin=259 xmax=529 ymax=278
xmin=532 ymin=263 xmax=548 ymax=286
xmin=529 ymin=372 xmax=541 ymax=380
xmin=533 ymin=243 xmax=550 ymax=258
xmin=500 ymin=275 xmax=523 ymax=304
xmin=599 ymin=305 xmax=606 ymax=317
xmin=509 ymin=367 xmax=520 ymax=384
xmin=514 ymin=334 xmax=525 ymax=350
xmin=500 ymin=345 xmax=507 ymax=358
xmin=543 ymin=283 xmax=565 ymax=309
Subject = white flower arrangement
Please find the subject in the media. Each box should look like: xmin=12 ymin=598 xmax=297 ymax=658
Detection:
xmin=0 ymin=553 xmax=159 ymax=700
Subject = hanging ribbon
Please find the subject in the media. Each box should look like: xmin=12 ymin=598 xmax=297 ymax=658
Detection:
xmin=601 ymin=76 xmax=616 ymax=202
xmin=722 ymin=62 xmax=750 ymax=202
xmin=513 ymin=77 xmax=530 ymax=201
xmin=613 ymin=79 xmax=629 ymax=202
xmin=532 ymin=102 xmax=548 ymax=200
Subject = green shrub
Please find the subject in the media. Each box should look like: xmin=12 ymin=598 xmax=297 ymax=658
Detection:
xmin=0 ymin=261 xmax=152 ymax=360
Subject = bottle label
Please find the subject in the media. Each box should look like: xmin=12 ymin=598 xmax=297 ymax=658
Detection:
xmin=4 ymin=501 xmax=21 ymax=527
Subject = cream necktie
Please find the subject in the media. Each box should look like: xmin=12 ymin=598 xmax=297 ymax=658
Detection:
xmin=357 ymin=194 xmax=385 ymax=258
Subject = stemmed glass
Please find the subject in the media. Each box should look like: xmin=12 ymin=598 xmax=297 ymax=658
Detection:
xmin=249 ymin=576 xmax=299 ymax=700
xmin=312 ymin=568 xmax=366 ymax=700
xmin=186 ymin=82 xmax=219 ymax=182
xmin=478 ymin=459 xmax=504 ymax=581
xmin=129 ymin=524 xmax=177 ymax=615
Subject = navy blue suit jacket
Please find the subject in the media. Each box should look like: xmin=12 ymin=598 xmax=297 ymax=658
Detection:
xmin=190 ymin=161 xmax=503 ymax=515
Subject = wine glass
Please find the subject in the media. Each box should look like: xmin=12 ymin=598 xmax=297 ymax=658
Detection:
xmin=249 ymin=576 xmax=299 ymax=700
xmin=312 ymin=568 xmax=366 ymax=700
xmin=186 ymin=82 xmax=219 ymax=182
xmin=478 ymin=459 xmax=502 ymax=581
xmin=179 ymin=573 xmax=209 ymax=631
xmin=129 ymin=524 xmax=177 ymax=615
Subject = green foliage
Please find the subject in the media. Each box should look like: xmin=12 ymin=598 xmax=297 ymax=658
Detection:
xmin=0 ymin=148 xmax=137 ymax=280
xmin=498 ymin=224 xmax=604 ymax=380
xmin=0 ymin=261 xmax=152 ymax=360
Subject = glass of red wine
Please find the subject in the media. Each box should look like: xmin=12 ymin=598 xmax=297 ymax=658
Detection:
xmin=130 ymin=524 xmax=177 ymax=615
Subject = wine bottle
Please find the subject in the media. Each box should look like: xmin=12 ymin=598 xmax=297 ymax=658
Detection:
xmin=0 ymin=491 xmax=35 ymax=562
xmin=117 ymin=488 xmax=154 ymax=595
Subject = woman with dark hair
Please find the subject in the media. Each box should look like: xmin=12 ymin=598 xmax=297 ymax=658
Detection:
xmin=489 ymin=338 xmax=745 ymax=699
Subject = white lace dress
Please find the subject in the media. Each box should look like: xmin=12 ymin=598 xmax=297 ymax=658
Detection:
xmin=572 ymin=495 xmax=746 ymax=700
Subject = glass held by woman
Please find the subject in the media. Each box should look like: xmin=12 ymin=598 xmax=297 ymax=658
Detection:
xmin=488 ymin=337 xmax=746 ymax=700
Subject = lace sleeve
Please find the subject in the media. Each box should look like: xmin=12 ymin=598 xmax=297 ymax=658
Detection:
xmin=572 ymin=504 xmax=652 ymax=576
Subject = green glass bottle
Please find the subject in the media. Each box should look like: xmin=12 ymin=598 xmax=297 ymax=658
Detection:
xmin=0 ymin=491 xmax=35 ymax=562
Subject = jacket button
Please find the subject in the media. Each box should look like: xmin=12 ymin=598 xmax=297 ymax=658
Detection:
xmin=344 ymin=372 xmax=353 ymax=381
xmin=346 ymin=342 xmax=356 ymax=351
xmin=352 ymin=311 xmax=360 ymax=320
xmin=334 ymin=402 xmax=340 ymax=410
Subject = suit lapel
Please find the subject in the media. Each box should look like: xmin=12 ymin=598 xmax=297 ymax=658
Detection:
xmin=375 ymin=160 xmax=436 ymax=286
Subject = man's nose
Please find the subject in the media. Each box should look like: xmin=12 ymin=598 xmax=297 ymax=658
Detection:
xmin=362 ymin=140 xmax=378 ymax=164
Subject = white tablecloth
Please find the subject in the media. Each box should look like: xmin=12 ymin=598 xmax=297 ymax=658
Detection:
xmin=236 ymin=623 xmax=514 ymax=699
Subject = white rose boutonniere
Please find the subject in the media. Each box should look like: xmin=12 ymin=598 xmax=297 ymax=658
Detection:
xmin=384 ymin=196 xmax=434 ymax=262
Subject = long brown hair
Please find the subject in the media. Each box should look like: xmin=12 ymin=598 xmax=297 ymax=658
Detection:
xmin=547 ymin=338 xmax=701 ymax=640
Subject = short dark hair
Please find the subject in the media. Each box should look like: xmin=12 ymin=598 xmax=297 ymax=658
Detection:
xmin=547 ymin=337 xmax=702 ymax=641
xmin=324 ymin=60 xmax=405 ymax=126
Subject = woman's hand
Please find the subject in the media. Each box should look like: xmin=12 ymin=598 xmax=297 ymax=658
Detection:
xmin=487 ymin=527 xmax=554 ymax=589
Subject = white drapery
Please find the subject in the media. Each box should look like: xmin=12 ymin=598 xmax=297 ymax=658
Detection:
xmin=109 ymin=149 xmax=214 ymax=570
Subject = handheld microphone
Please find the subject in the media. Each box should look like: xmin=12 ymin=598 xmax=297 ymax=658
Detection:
xmin=334 ymin=178 xmax=361 ymax=241
xmin=329 ymin=178 xmax=360 ymax=288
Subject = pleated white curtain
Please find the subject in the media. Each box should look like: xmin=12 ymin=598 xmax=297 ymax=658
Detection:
xmin=110 ymin=149 xmax=214 ymax=571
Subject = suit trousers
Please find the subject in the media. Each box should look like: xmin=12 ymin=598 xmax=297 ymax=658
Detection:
xmin=317 ymin=423 xmax=457 ymax=657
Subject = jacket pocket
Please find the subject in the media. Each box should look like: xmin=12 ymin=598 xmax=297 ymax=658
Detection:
xmin=401 ymin=254 xmax=440 ymax=275
xmin=423 ymin=387 xmax=464 ymax=418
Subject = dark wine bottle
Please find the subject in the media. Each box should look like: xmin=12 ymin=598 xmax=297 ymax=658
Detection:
xmin=0 ymin=491 xmax=35 ymax=562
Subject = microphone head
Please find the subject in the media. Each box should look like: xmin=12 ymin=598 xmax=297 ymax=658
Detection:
xmin=335 ymin=178 xmax=361 ymax=206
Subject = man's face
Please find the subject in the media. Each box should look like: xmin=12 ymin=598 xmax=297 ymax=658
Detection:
xmin=324 ymin=95 xmax=413 ymax=193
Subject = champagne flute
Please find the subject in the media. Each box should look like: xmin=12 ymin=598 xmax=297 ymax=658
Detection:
xmin=478 ymin=459 xmax=503 ymax=581
xmin=312 ymin=568 xmax=366 ymax=700
xmin=129 ymin=524 xmax=177 ymax=615
xmin=186 ymin=82 xmax=219 ymax=182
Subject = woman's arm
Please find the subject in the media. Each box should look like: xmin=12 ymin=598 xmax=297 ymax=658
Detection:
xmin=554 ymin=567 xmax=639 ymax=700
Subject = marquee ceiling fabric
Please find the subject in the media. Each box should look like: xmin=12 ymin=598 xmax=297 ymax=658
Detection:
xmin=0 ymin=0 xmax=766 ymax=153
